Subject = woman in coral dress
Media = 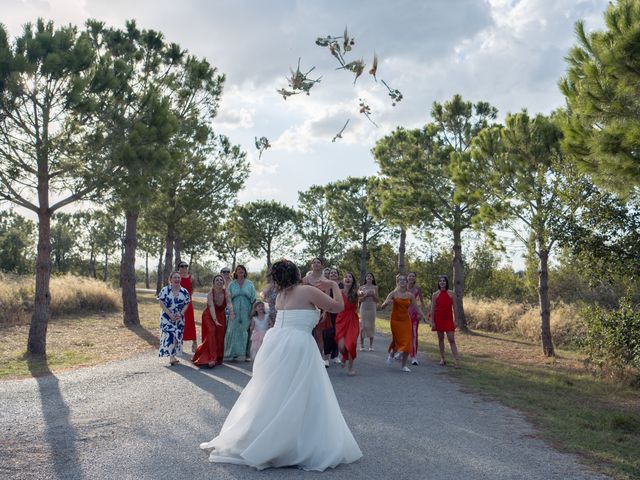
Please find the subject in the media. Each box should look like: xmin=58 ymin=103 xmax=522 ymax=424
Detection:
xmin=179 ymin=262 xmax=197 ymax=353
xmin=430 ymin=275 xmax=460 ymax=366
xmin=380 ymin=274 xmax=424 ymax=372
xmin=335 ymin=272 xmax=360 ymax=376
xmin=193 ymin=274 xmax=227 ymax=368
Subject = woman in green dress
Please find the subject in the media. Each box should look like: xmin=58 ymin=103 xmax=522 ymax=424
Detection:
xmin=224 ymin=265 xmax=256 ymax=361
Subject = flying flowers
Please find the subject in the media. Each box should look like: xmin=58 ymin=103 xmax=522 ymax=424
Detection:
xmin=277 ymin=58 xmax=322 ymax=100
xmin=332 ymin=119 xmax=350 ymax=143
xmin=359 ymin=99 xmax=378 ymax=127
xmin=255 ymin=136 xmax=271 ymax=159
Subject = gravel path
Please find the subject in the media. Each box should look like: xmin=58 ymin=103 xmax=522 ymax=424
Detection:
xmin=0 ymin=335 xmax=608 ymax=480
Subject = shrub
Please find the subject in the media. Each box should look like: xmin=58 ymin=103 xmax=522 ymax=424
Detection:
xmin=580 ymin=297 xmax=640 ymax=373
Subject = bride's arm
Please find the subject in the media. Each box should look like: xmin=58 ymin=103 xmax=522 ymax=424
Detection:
xmin=307 ymin=281 xmax=344 ymax=313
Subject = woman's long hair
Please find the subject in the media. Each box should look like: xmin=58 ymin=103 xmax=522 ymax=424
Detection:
xmin=344 ymin=271 xmax=359 ymax=303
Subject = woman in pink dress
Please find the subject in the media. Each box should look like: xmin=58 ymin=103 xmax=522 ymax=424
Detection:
xmin=249 ymin=301 xmax=270 ymax=359
xmin=407 ymin=272 xmax=425 ymax=366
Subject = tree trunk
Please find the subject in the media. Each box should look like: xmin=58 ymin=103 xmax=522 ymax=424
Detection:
xmin=156 ymin=244 xmax=163 ymax=294
xmin=397 ymin=228 xmax=406 ymax=275
xmin=266 ymin=244 xmax=272 ymax=269
xmin=452 ymin=226 xmax=467 ymax=330
xmin=145 ymin=250 xmax=150 ymax=289
xmin=103 ymin=252 xmax=109 ymax=282
xmin=174 ymin=233 xmax=182 ymax=268
xmin=162 ymin=224 xmax=175 ymax=284
xmin=359 ymin=236 xmax=368 ymax=284
xmin=27 ymin=208 xmax=52 ymax=355
xmin=120 ymin=211 xmax=139 ymax=326
xmin=88 ymin=244 xmax=96 ymax=278
xmin=538 ymin=247 xmax=554 ymax=356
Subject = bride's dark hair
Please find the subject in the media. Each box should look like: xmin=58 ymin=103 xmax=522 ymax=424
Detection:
xmin=270 ymin=259 xmax=301 ymax=291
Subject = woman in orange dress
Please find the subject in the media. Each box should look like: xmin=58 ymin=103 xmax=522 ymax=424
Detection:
xmin=192 ymin=274 xmax=227 ymax=367
xmin=380 ymin=274 xmax=424 ymax=372
xmin=179 ymin=262 xmax=197 ymax=353
xmin=335 ymin=272 xmax=360 ymax=376
xmin=430 ymin=275 xmax=460 ymax=366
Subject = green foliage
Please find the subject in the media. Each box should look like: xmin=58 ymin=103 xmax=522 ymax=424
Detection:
xmin=234 ymin=200 xmax=299 ymax=267
xmin=337 ymin=242 xmax=398 ymax=296
xmin=581 ymin=296 xmax=640 ymax=374
xmin=296 ymin=185 xmax=342 ymax=264
xmin=0 ymin=210 xmax=35 ymax=274
xmin=560 ymin=0 xmax=640 ymax=193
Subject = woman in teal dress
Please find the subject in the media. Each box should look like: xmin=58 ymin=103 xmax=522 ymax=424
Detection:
xmin=224 ymin=264 xmax=256 ymax=361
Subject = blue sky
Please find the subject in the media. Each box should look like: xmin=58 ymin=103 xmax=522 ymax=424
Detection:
xmin=2 ymin=0 xmax=610 ymax=269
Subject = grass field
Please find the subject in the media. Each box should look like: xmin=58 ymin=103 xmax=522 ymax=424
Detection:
xmin=375 ymin=315 xmax=640 ymax=480
xmin=1 ymin=297 xmax=638 ymax=479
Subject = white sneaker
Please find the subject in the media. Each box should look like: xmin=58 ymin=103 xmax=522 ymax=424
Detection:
xmin=358 ymin=346 xmax=364 ymax=351
xmin=324 ymin=360 xmax=330 ymax=368
xmin=386 ymin=355 xmax=393 ymax=367
xmin=333 ymin=357 xmax=342 ymax=364
xmin=411 ymin=358 xmax=419 ymax=366
xmin=368 ymin=346 xmax=374 ymax=351
xmin=401 ymin=366 xmax=411 ymax=372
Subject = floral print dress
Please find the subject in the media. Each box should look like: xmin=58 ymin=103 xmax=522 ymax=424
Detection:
xmin=158 ymin=285 xmax=191 ymax=357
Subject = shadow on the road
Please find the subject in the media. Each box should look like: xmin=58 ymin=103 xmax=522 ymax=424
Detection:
xmin=464 ymin=329 xmax=536 ymax=347
xmin=27 ymin=354 xmax=84 ymax=480
xmin=126 ymin=324 xmax=160 ymax=348
xmin=168 ymin=360 xmax=249 ymax=411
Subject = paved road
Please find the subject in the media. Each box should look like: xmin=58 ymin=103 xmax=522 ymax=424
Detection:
xmin=0 ymin=335 xmax=607 ymax=480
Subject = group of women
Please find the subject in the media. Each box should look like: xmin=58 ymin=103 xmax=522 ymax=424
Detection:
xmin=157 ymin=259 xmax=460 ymax=372
xmin=156 ymin=258 xmax=461 ymax=471
xmin=157 ymin=264 xmax=263 ymax=367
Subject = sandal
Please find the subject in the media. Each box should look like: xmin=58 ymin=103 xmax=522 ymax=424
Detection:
xmin=347 ymin=370 xmax=356 ymax=376
xmin=439 ymin=359 xmax=446 ymax=366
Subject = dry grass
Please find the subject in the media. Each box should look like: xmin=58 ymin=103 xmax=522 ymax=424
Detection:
xmin=0 ymin=274 xmax=121 ymax=325
xmin=465 ymin=297 xmax=585 ymax=347
xmin=0 ymin=291 xmax=207 ymax=379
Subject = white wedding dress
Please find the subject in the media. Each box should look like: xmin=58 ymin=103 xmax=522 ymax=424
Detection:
xmin=200 ymin=308 xmax=363 ymax=471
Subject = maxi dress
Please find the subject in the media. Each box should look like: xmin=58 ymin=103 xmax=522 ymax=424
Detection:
xmin=224 ymin=279 xmax=256 ymax=359
xmin=180 ymin=275 xmax=196 ymax=342
xmin=388 ymin=297 xmax=412 ymax=354
xmin=200 ymin=308 xmax=362 ymax=471
xmin=192 ymin=290 xmax=227 ymax=366
xmin=335 ymin=292 xmax=360 ymax=361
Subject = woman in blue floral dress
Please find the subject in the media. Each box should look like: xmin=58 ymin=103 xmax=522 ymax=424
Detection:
xmin=224 ymin=265 xmax=256 ymax=361
xmin=158 ymin=271 xmax=191 ymax=365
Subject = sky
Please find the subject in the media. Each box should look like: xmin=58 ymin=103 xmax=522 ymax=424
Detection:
xmin=1 ymin=0 xmax=610 ymax=269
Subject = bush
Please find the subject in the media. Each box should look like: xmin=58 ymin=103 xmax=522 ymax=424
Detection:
xmin=580 ymin=297 xmax=640 ymax=373
xmin=0 ymin=273 xmax=121 ymax=324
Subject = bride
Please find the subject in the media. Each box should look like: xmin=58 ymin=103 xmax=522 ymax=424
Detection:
xmin=200 ymin=259 xmax=363 ymax=471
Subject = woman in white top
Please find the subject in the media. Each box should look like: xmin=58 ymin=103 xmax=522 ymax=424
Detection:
xmin=200 ymin=259 xmax=362 ymax=471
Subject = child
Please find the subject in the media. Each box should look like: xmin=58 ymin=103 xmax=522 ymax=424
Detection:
xmin=250 ymin=301 xmax=270 ymax=360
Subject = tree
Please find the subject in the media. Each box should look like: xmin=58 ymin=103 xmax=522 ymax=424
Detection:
xmin=0 ymin=209 xmax=35 ymax=273
xmin=211 ymin=214 xmax=249 ymax=271
xmin=560 ymin=0 xmax=640 ymax=194
xmin=373 ymin=95 xmax=497 ymax=329
xmin=473 ymin=111 xmax=591 ymax=356
xmin=0 ymin=20 xmax=111 ymax=354
xmin=234 ymin=200 xmax=299 ymax=268
xmin=325 ymin=177 xmax=391 ymax=283
xmin=156 ymin=135 xmax=248 ymax=283
xmin=50 ymin=213 xmax=80 ymax=273
xmin=296 ymin=185 xmax=342 ymax=264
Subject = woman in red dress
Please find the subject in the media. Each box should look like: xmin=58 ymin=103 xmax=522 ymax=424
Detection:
xmin=335 ymin=272 xmax=360 ymax=376
xmin=179 ymin=262 xmax=197 ymax=352
xmin=193 ymin=274 xmax=227 ymax=368
xmin=430 ymin=275 xmax=460 ymax=366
